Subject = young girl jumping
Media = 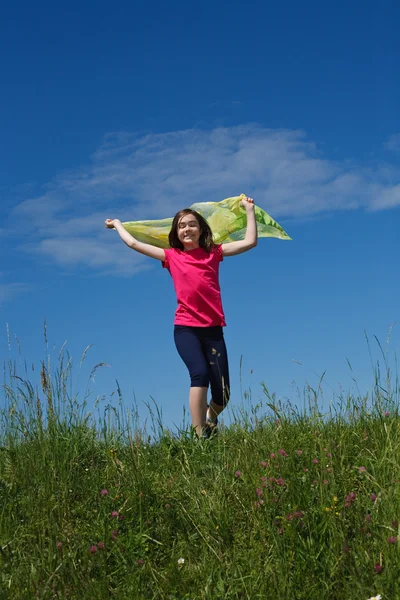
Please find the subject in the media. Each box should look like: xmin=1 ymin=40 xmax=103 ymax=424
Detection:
xmin=105 ymin=196 xmax=257 ymax=438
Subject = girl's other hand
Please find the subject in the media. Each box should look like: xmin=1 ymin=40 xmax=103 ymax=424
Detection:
xmin=105 ymin=218 xmax=120 ymax=229
xmin=240 ymin=196 xmax=255 ymax=210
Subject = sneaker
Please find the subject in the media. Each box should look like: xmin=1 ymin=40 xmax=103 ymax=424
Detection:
xmin=202 ymin=407 xmax=218 ymax=439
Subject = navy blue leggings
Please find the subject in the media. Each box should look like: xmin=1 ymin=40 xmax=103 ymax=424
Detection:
xmin=174 ymin=325 xmax=230 ymax=406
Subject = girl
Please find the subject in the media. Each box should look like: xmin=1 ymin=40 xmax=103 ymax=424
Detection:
xmin=105 ymin=196 xmax=257 ymax=438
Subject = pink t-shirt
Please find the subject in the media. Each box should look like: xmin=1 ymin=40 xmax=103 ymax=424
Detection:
xmin=162 ymin=245 xmax=226 ymax=327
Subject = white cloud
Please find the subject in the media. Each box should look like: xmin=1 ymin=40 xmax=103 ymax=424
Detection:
xmin=9 ymin=124 xmax=400 ymax=274
xmin=384 ymin=133 xmax=400 ymax=152
xmin=0 ymin=283 xmax=30 ymax=307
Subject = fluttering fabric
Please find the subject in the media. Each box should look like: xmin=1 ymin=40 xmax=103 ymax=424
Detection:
xmin=122 ymin=194 xmax=291 ymax=248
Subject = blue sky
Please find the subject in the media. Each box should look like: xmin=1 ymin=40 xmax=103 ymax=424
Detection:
xmin=1 ymin=0 xmax=400 ymax=433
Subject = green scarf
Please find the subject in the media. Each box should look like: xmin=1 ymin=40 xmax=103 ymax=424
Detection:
xmin=122 ymin=194 xmax=291 ymax=248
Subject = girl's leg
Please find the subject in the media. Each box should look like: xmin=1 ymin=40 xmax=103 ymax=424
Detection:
xmin=200 ymin=327 xmax=230 ymax=422
xmin=189 ymin=387 xmax=208 ymax=436
xmin=174 ymin=326 xmax=210 ymax=436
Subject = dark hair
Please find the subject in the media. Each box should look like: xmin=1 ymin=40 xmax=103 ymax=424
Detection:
xmin=168 ymin=209 xmax=216 ymax=252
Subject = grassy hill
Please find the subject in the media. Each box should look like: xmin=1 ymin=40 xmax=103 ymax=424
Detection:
xmin=0 ymin=343 xmax=399 ymax=599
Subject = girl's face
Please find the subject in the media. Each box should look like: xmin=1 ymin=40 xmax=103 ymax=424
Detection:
xmin=177 ymin=213 xmax=201 ymax=249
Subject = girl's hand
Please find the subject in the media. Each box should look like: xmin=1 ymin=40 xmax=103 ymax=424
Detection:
xmin=105 ymin=218 xmax=121 ymax=229
xmin=240 ymin=196 xmax=255 ymax=211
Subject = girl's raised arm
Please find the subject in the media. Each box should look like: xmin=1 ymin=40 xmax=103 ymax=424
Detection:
xmin=221 ymin=197 xmax=258 ymax=257
xmin=105 ymin=219 xmax=166 ymax=262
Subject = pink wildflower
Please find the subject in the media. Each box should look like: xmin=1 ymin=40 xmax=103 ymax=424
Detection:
xmin=275 ymin=477 xmax=285 ymax=486
xmin=89 ymin=545 xmax=97 ymax=554
xmin=326 ymin=452 xmax=332 ymax=458
xmin=370 ymin=493 xmax=377 ymax=502
xmin=165 ymin=503 xmax=170 ymax=509
xmin=392 ymin=520 xmax=398 ymax=528
xmin=119 ymin=514 xmax=125 ymax=521
xmin=256 ymin=488 xmax=263 ymax=497
xmin=312 ymin=459 xmax=319 ymax=464
xmin=100 ymin=489 xmax=109 ymax=497
xmin=359 ymin=466 xmax=367 ymax=473
xmin=137 ymin=559 xmax=144 ymax=566
xmin=384 ymin=410 xmax=390 ymax=417
xmin=57 ymin=541 xmax=62 ymax=551
xmin=375 ymin=563 xmax=383 ymax=574
xmin=323 ymin=479 xmax=329 ymax=485
xmin=97 ymin=541 xmax=105 ymax=550
xmin=234 ymin=470 xmax=242 ymax=478
xmin=259 ymin=461 xmax=268 ymax=467
xmin=270 ymin=452 xmax=276 ymax=459
xmin=111 ymin=530 xmax=118 ymax=540
xmin=278 ymin=449 xmax=288 ymax=457
xmin=387 ymin=536 xmax=398 ymax=544
xmin=295 ymin=449 xmax=303 ymax=456
xmin=111 ymin=511 xmax=119 ymax=518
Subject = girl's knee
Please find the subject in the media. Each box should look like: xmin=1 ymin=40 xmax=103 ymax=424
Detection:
xmin=190 ymin=371 xmax=209 ymax=388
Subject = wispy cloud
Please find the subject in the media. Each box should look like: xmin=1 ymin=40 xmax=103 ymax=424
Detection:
xmin=9 ymin=124 xmax=400 ymax=274
xmin=0 ymin=283 xmax=30 ymax=307
xmin=384 ymin=133 xmax=400 ymax=152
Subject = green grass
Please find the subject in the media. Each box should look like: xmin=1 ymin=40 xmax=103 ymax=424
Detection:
xmin=1 ymin=335 xmax=399 ymax=599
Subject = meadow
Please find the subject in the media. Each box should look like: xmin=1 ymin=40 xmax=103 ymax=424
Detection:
xmin=0 ymin=331 xmax=399 ymax=599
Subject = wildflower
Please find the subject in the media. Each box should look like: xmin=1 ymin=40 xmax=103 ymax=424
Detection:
xmin=324 ymin=507 xmax=331 ymax=512
xmin=333 ymin=496 xmax=338 ymax=503
xmin=56 ymin=541 xmax=62 ymax=550
xmin=137 ymin=559 xmax=144 ymax=566
xmin=270 ymin=452 xmax=276 ymax=459
xmin=365 ymin=514 xmax=372 ymax=522
xmin=165 ymin=503 xmax=170 ymax=509
xmin=367 ymin=595 xmax=382 ymax=600
xmin=303 ymin=468 xmax=309 ymax=473
xmin=323 ymin=479 xmax=329 ymax=485
xmin=177 ymin=558 xmax=185 ymax=566
xmin=285 ymin=513 xmax=293 ymax=521
xmin=256 ymin=488 xmax=263 ymax=497
xmin=275 ymin=477 xmax=285 ymax=486
xmin=234 ymin=470 xmax=242 ymax=478
xmin=326 ymin=452 xmax=332 ymax=458
xmin=278 ymin=449 xmax=288 ymax=457
xmin=111 ymin=530 xmax=118 ymax=540
xmin=312 ymin=459 xmax=319 ymax=464
xmin=392 ymin=520 xmax=398 ymax=528
xmin=327 ymin=467 xmax=332 ymax=473
xmin=387 ymin=536 xmax=397 ymax=544
xmin=295 ymin=511 xmax=305 ymax=519
xmin=374 ymin=564 xmax=383 ymax=574
xmin=100 ymin=489 xmax=109 ymax=497
xmin=259 ymin=461 xmax=268 ymax=467
xmin=370 ymin=493 xmax=377 ymax=502
xmin=359 ymin=466 xmax=367 ymax=473
xmin=119 ymin=514 xmax=125 ymax=520
xmin=384 ymin=410 xmax=390 ymax=417
xmin=89 ymin=545 xmax=97 ymax=554
xmin=201 ymin=489 xmax=207 ymax=495
xmin=295 ymin=450 xmax=303 ymax=456
xmin=97 ymin=541 xmax=105 ymax=550
xmin=111 ymin=511 xmax=119 ymax=518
